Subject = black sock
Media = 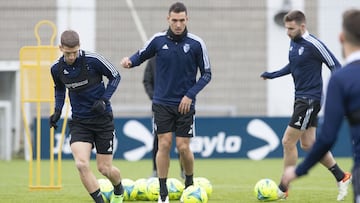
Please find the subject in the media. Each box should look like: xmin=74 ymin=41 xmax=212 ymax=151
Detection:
xmin=185 ymin=174 xmax=193 ymax=188
xmin=113 ymin=182 xmax=124 ymax=195
xmin=329 ymin=163 xmax=345 ymax=182
xmin=159 ymin=178 xmax=168 ymax=201
xmin=278 ymin=183 xmax=288 ymax=192
xmin=90 ymin=189 xmax=104 ymax=203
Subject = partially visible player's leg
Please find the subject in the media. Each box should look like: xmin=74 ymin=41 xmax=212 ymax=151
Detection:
xmin=151 ymin=134 xmax=159 ymax=177
xmin=300 ymin=111 xmax=351 ymax=201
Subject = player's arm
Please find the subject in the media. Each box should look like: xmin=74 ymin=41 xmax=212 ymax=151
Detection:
xmin=313 ymin=42 xmax=342 ymax=72
xmin=185 ymin=40 xmax=211 ymax=100
xmin=179 ymin=41 xmax=211 ymax=114
xmin=94 ymin=54 xmax=121 ymax=101
xmin=260 ymin=64 xmax=291 ymax=79
xmin=50 ymin=63 xmax=66 ymax=111
xmin=49 ymin=63 xmax=65 ymax=129
xmin=124 ymin=34 xmax=159 ymax=69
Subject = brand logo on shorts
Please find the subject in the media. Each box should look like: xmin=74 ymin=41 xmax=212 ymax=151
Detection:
xmin=294 ymin=116 xmax=302 ymax=126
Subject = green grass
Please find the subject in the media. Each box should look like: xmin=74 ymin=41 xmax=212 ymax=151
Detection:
xmin=0 ymin=158 xmax=354 ymax=203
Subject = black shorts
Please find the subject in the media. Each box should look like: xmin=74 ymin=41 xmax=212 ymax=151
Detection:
xmin=69 ymin=112 xmax=115 ymax=154
xmin=289 ymin=98 xmax=321 ymax=130
xmin=152 ymin=103 xmax=195 ymax=137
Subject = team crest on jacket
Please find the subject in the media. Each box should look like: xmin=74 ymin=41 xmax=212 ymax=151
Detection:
xmin=183 ymin=43 xmax=190 ymax=53
xmin=298 ymin=46 xmax=304 ymax=55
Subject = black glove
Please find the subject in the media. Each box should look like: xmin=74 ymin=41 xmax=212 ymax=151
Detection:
xmin=91 ymin=99 xmax=106 ymax=114
xmin=49 ymin=110 xmax=61 ymax=130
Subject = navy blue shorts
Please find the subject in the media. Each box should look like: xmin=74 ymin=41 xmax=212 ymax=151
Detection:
xmin=152 ymin=103 xmax=195 ymax=137
xmin=289 ymin=98 xmax=321 ymax=130
xmin=69 ymin=112 xmax=115 ymax=154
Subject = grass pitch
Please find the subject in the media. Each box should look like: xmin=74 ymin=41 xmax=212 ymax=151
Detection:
xmin=0 ymin=158 xmax=353 ymax=203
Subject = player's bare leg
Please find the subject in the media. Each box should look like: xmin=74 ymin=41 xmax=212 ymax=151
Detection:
xmin=176 ymin=136 xmax=194 ymax=187
xmin=156 ymin=132 xmax=172 ymax=202
xmin=277 ymin=126 xmax=302 ymax=199
xmin=71 ymin=142 xmax=104 ymax=202
xmin=300 ymin=127 xmax=351 ymax=200
xmin=300 ymin=127 xmax=336 ymax=167
xmin=282 ymin=126 xmax=302 ymax=169
xmin=97 ymin=153 xmax=124 ymax=203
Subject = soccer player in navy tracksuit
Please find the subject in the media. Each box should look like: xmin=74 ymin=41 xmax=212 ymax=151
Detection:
xmin=261 ymin=10 xmax=351 ymax=200
xmin=142 ymin=56 xmax=185 ymax=179
xmin=280 ymin=9 xmax=360 ymax=203
xmin=49 ymin=30 xmax=124 ymax=203
xmin=121 ymin=2 xmax=211 ymax=203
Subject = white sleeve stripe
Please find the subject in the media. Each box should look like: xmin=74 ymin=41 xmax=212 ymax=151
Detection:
xmin=304 ymin=36 xmax=335 ymax=66
xmin=187 ymin=33 xmax=211 ymax=70
xmin=139 ymin=31 xmax=167 ymax=55
xmin=85 ymin=52 xmax=119 ymax=77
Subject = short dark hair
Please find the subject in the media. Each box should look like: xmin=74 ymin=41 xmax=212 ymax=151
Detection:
xmin=284 ymin=10 xmax=306 ymax=25
xmin=60 ymin=30 xmax=80 ymax=47
xmin=343 ymin=9 xmax=360 ymax=46
xmin=168 ymin=2 xmax=187 ymax=15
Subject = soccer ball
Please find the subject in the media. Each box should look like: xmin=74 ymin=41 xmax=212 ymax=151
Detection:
xmin=254 ymin=178 xmax=278 ymax=201
xmin=134 ymin=178 xmax=148 ymax=200
xmin=180 ymin=185 xmax=208 ymax=203
xmin=98 ymin=178 xmax=114 ymax=203
xmin=146 ymin=177 xmax=160 ymax=201
xmin=167 ymin=178 xmax=184 ymax=200
xmin=194 ymin=177 xmax=213 ymax=198
xmin=122 ymin=178 xmax=137 ymax=201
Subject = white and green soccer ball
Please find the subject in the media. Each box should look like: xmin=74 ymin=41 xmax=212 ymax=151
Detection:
xmin=98 ymin=178 xmax=114 ymax=203
xmin=167 ymin=178 xmax=184 ymax=200
xmin=194 ymin=177 xmax=213 ymax=198
xmin=122 ymin=178 xmax=137 ymax=201
xmin=253 ymin=178 xmax=278 ymax=201
xmin=180 ymin=185 xmax=208 ymax=203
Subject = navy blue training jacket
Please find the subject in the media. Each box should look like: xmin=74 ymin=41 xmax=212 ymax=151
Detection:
xmin=50 ymin=50 xmax=120 ymax=118
xmin=129 ymin=30 xmax=211 ymax=107
xmin=262 ymin=31 xmax=341 ymax=101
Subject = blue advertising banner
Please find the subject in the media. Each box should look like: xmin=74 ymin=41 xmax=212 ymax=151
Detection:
xmin=36 ymin=117 xmax=352 ymax=161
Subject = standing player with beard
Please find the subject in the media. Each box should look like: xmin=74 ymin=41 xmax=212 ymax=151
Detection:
xmin=260 ymin=10 xmax=351 ymax=200
xmin=281 ymin=9 xmax=360 ymax=202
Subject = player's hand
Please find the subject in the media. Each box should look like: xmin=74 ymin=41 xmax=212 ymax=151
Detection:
xmin=91 ymin=99 xmax=106 ymax=114
xmin=280 ymin=166 xmax=298 ymax=188
xmin=260 ymin=72 xmax=270 ymax=80
xmin=178 ymin=96 xmax=192 ymax=115
xmin=49 ymin=110 xmax=61 ymax=130
xmin=121 ymin=57 xmax=132 ymax=68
